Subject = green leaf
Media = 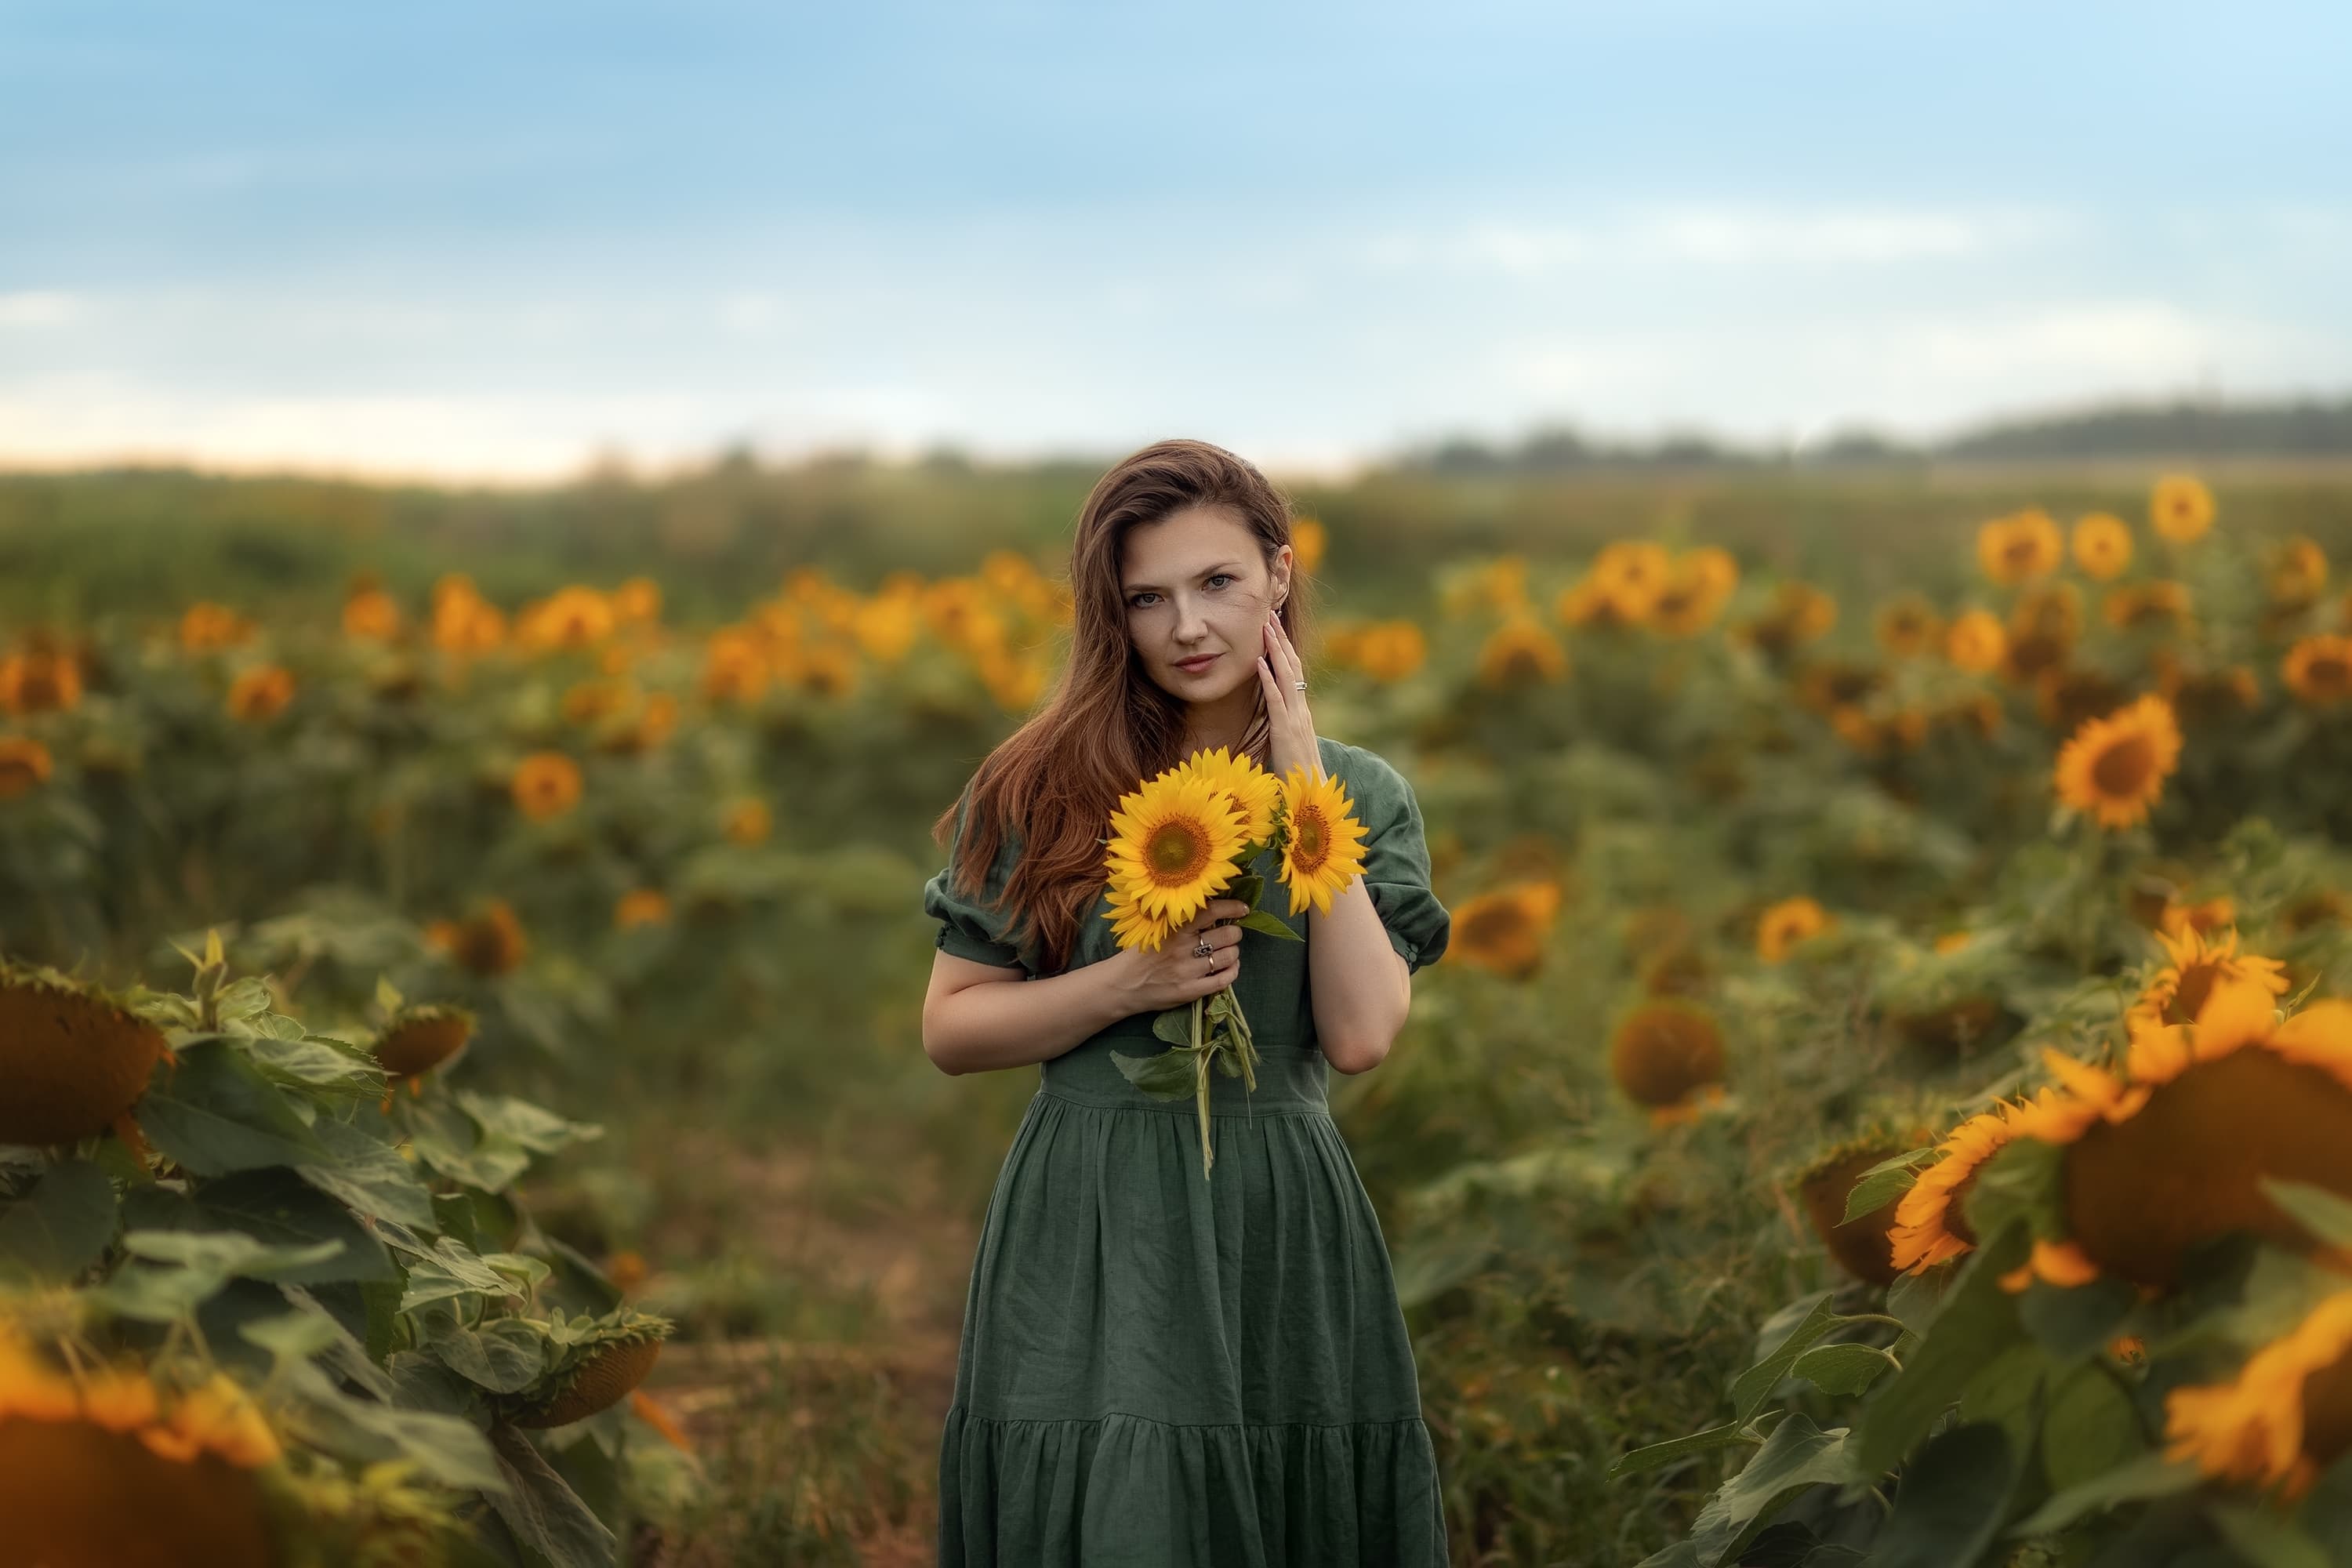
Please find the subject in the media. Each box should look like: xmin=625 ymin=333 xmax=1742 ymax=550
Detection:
xmin=2211 ymin=1504 xmax=2332 ymax=1568
xmin=1685 ymin=1415 xmax=1852 ymax=1566
xmin=2009 ymin=1456 xmax=2201 ymax=1539
xmin=1152 ymin=1007 xmax=1196 ymax=1047
xmin=1885 ymin=1268 xmax=1947 ymax=1334
xmin=1854 ymin=1222 xmax=2030 ymax=1475
xmin=1109 ymin=1046 xmax=1200 ymax=1100
xmin=120 ymin=1228 xmax=346 ymax=1278
xmin=454 ymin=1091 xmax=601 ymax=1157
xmin=1610 ymin=1421 xmax=1759 ymax=1479
xmin=139 ymin=1036 xmax=328 ymax=1174
xmin=2263 ymin=1179 xmax=2352 ymax=1251
xmin=239 ymin=1308 xmax=345 ymax=1368
xmin=215 ymin=975 xmax=274 ymax=1023
xmin=128 ymin=1167 xmax=395 ymax=1285
xmin=1226 ymin=873 xmax=1266 ymax=908
xmin=2016 ymin=1274 xmax=2137 ymax=1364
xmin=487 ymin=1423 xmax=619 ymax=1568
xmin=401 ymin=1236 xmax=523 ymax=1312
xmin=0 ymin=1158 xmax=118 ymax=1283
xmin=1236 ymin=909 xmax=1303 ymax=940
xmin=244 ymin=1033 xmax=387 ymax=1100
xmin=1733 ymin=1292 xmax=1838 ymax=1421
xmin=2040 ymin=1363 xmax=2146 ymax=1496
xmin=418 ymin=1302 xmax=549 ymax=1394
xmin=408 ymin=1099 xmax=531 ymax=1193
xmin=297 ymin=1115 xmax=437 ymax=1229
xmin=281 ymin=1359 xmax=506 ymax=1494
xmin=1842 ymin=1148 xmax=1931 ymax=1225
xmin=1869 ymin=1422 xmax=2023 ymax=1568
xmin=1790 ymin=1342 xmax=1900 ymax=1399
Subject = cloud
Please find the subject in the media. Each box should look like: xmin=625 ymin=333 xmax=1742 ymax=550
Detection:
xmin=0 ymin=292 xmax=87 ymax=328
xmin=1366 ymin=204 xmax=2066 ymax=276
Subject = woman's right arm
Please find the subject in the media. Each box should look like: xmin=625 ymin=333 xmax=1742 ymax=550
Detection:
xmin=920 ymin=898 xmax=1250 ymax=1075
xmin=921 ymin=950 xmax=1145 ymax=1075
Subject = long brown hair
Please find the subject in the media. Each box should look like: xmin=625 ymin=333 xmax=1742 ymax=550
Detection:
xmin=929 ymin=438 xmax=1316 ymax=976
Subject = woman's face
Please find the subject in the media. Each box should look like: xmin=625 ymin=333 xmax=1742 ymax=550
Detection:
xmin=1119 ymin=504 xmax=1290 ymax=710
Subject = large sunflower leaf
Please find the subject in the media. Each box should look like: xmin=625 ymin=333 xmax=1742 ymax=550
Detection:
xmin=124 ymin=1169 xmax=394 ymax=1284
xmin=138 ymin=1036 xmax=328 ymax=1174
xmin=1683 ymin=1414 xmax=1853 ymax=1566
xmin=297 ymin=1113 xmax=438 ymax=1229
xmin=487 ymin=1422 xmax=618 ymax=1568
xmin=1867 ymin=1421 xmax=2022 ymax=1568
xmin=0 ymin=1157 xmax=117 ymax=1283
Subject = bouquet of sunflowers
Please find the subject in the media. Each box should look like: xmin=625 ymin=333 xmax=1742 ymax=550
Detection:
xmin=1098 ymin=746 xmax=1370 ymax=1179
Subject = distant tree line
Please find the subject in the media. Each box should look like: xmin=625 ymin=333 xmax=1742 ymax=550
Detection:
xmin=1392 ymin=394 xmax=2352 ymax=474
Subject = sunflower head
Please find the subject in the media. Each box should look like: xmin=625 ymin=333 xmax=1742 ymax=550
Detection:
xmin=342 ymin=586 xmax=402 ymax=641
xmin=1737 ymin=582 xmax=1837 ymax=659
xmin=1276 ymin=766 xmax=1371 ymax=919
xmin=0 ymin=648 xmax=85 ymax=717
xmin=1755 ymin=896 xmax=1834 ymax=964
xmin=0 ymin=960 xmax=169 ymax=1146
xmin=1796 ymin=1136 xmax=1921 ymax=1285
xmin=2053 ymin=694 xmax=2182 ymax=830
xmin=510 ymin=752 xmax=583 ymax=820
xmin=2071 ymin=512 xmax=2133 ymax=579
xmin=1476 ymin=618 xmax=1569 ymax=688
xmin=1168 ymin=746 xmax=1283 ymax=848
xmin=1101 ymin=769 xmax=1250 ymax=942
xmin=1651 ymin=548 xmax=1739 ymax=637
xmin=370 ymin=1004 xmax=477 ymax=1080
xmin=225 ymin=664 xmax=296 ymax=723
xmin=1943 ymin=608 xmax=2007 ymax=674
xmin=0 ymin=735 xmax=53 ymax=800
xmin=425 ymin=899 xmax=528 ymax=976
xmin=2151 ymin=474 xmax=2216 ymax=543
xmin=1609 ymin=1000 xmax=1727 ymax=1122
xmin=1976 ymin=509 xmax=2063 ymax=586
xmin=2166 ymin=1291 xmax=2352 ymax=1498
xmin=1887 ymin=1097 xmax=2044 ymax=1273
xmin=1445 ymin=881 xmax=1563 ymax=981
xmin=2103 ymin=580 xmax=2194 ymax=633
xmin=2270 ymin=537 xmax=2330 ymax=608
xmin=615 ymin=887 xmax=672 ymax=930
xmin=1872 ymin=593 xmax=1944 ymax=659
xmin=2285 ymin=634 xmax=2352 ymax=707
xmin=2128 ymin=925 xmax=2288 ymax=1034
xmin=499 ymin=1309 xmax=674 ymax=1428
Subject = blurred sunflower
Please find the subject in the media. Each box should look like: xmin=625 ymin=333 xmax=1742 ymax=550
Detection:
xmin=700 ymin=627 xmax=771 ymax=705
xmin=2151 ymin=474 xmax=2216 ymax=543
xmin=793 ymin=642 xmax=861 ymax=699
xmin=1101 ymin=771 xmax=1250 ymax=948
xmin=1976 ymin=509 xmax=2063 ymax=586
xmin=2285 ymin=634 xmax=2352 ymax=706
xmin=1609 ymin=1000 xmax=1726 ymax=1126
xmin=2053 ymin=694 xmax=2181 ymax=829
xmin=1756 ymin=896 xmax=1833 ymax=963
xmin=1794 ymin=659 xmax=1883 ymax=715
xmin=2154 ymin=654 xmax=2260 ymax=729
xmin=1445 ymin=880 xmax=1563 ymax=981
xmin=0 ymin=735 xmax=52 ymax=799
xmin=1353 ymin=620 xmax=1427 ymax=681
xmin=1887 ymin=1096 xmax=2049 ymax=1272
xmin=723 ymin=798 xmax=772 ymax=845
xmin=425 ymin=899 xmax=528 ymax=976
xmin=2002 ymin=583 xmax=2082 ymax=683
xmin=612 ymin=575 xmax=663 ymax=625
xmin=0 ymin=648 xmax=83 ymax=716
xmin=2103 ymin=581 xmax=2194 ymax=632
xmin=0 ymin=962 xmax=169 ymax=1146
xmin=1873 ymin=593 xmax=1944 ymax=659
xmin=2157 ymin=895 xmax=2236 ymax=939
xmin=510 ymin=752 xmax=583 ymax=820
xmin=1797 ymin=1137 xmax=1917 ymax=1285
xmin=2128 ymin=925 xmax=2288 ymax=1033
xmin=2033 ymin=667 xmax=2130 ymax=734
xmin=430 ymin=580 xmax=506 ymax=654
xmin=342 ymin=585 xmax=401 ymax=641
xmin=1650 ymin=547 xmax=1739 ymax=637
xmin=1291 ymin=517 xmax=1327 ymax=575
xmin=1276 ymin=765 xmax=1370 ymax=918
xmin=516 ymin=585 xmax=616 ymax=652
xmin=2167 ymin=1291 xmax=2352 ymax=1498
xmin=2070 ymin=513 xmax=2133 ymax=579
xmin=1475 ymin=618 xmax=1569 ymax=688
xmin=1944 ymin=608 xmax=2008 ymax=674
xmin=1592 ymin=540 xmax=1673 ymax=619
xmin=177 ymin=601 xmax=252 ymax=652
xmin=1556 ymin=574 xmax=1641 ymax=630
xmin=2016 ymin=978 xmax=2352 ymax=1288
xmin=615 ymin=888 xmax=672 ymax=930
xmin=2270 ymin=537 xmax=2330 ymax=608
xmin=224 ymin=665 xmax=295 ymax=723
xmin=1737 ymin=582 xmax=1837 ymax=658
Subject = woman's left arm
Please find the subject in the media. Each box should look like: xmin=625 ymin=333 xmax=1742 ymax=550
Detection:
xmin=1258 ymin=612 xmax=1412 ymax=1074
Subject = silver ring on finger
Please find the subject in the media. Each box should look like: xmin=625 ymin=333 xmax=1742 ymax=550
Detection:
xmin=1192 ymin=936 xmax=1214 ymax=958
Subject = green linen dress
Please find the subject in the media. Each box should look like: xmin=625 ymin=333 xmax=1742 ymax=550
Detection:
xmin=923 ymin=736 xmax=1454 ymax=1566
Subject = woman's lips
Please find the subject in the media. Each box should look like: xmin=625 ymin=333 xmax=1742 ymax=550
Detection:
xmin=1174 ymin=654 xmax=1220 ymax=673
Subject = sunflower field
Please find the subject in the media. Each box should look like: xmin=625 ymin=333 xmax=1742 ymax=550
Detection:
xmin=8 ymin=461 xmax=2352 ymax=1564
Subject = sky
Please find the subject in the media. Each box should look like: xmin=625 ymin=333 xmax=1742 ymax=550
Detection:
xmin=2 ymin=0 xmax=2348 ymax=480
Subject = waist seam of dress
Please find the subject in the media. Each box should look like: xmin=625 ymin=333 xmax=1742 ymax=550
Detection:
xmin=950 ymin=1401 xmax=1432 ymax=1432
xmin=1033 ymin=1087 xmax=1334 ymax=1120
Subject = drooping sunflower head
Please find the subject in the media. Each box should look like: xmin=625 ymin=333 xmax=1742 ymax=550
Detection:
xmin=425 ymin=898 xmax=528 ymax=977
xmin=1475 ymin=618 xmax=1570 ymax=688
xmin=1976 ymin=509 xmax=2064 ymax=586
xmin=0 ymin=735 xmax=53 ymax=800
xmin=1275 ymin=766 xmax=1371 ymax=919
xmin=1872 ymin=593 xmax=1944 ymax=659
xmin=1102 ymin=770 xmax=1250 ymax=931
xmin=0 ymin=960 xmax=169 ymax=1146
xmin=1796 ymin=1135 xmax=1921 ymax=1285
xmin=1608 ymin=999 xmax=1726 ymax=1123
xmin=2166 ymin=1291 xmax=2352 ymax=1499
xmin=498 ymin=1308 xmax=675 ymax=1428
xmin=2285 ymin=634 xmax=2352 ymax=707
xmin=1445 ymin=880 xmax=1564 ymax=981
xmin=2053 ymin=694 xmax=2183 ymax=830
xmin=1755 ymin=896 xmax=1834 ymax=964
xmin=2151 ymin=474 xmax=2216 ymax=543
xmin=2071 ymin=512 xmax=2134 ymax=579
xmin=2020 ymin=979 xmax=2352 ymax=1289
xmin=510 ymin=752 xmax=583 ymax=820
xmin=371 ymin=1003 xmax=476 ymax=1080
xmin=1887 ymin=1097 xmax=2044 ymax=1273
xmin=1943 ymin=608 xmax=2008 ymax=674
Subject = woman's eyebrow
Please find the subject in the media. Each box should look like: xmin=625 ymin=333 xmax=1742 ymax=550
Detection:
xmin=1122 ymin=561 xmax=1243 ymax=593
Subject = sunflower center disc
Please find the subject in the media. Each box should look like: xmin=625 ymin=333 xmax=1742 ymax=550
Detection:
xmin=2090 ymin=733 xmax=2157 ymax=797
xmin=1147 ymin=822 xmax=1207 ymax=881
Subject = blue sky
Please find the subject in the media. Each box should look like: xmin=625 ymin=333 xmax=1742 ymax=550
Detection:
xmin=3 ymin=1 xmax=2347 ymax=478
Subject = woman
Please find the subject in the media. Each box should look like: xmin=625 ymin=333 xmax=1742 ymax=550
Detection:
xmin=920 ymin=438 xmax=1453 ymax=1565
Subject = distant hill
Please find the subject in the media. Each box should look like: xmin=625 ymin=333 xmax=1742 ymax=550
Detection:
xmin=1395 ymin=394 xmax=2352 ymax=474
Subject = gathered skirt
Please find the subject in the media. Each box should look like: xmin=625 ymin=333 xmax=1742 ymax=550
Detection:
xmin=936 ymin=1037 xmax=1450 ymax=1566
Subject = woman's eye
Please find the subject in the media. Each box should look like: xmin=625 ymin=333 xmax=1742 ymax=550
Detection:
xmin=1129 ymin=575 xmax=1233 ymax=609
xmin=1207 ymin=574 xmax=1234 ymax=590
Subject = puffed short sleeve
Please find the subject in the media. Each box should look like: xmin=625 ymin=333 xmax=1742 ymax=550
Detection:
xmin=921 ymin=786 xmax=1036 ymax=977
xmin=1341 ymin=745 xmax=1451 ymax=975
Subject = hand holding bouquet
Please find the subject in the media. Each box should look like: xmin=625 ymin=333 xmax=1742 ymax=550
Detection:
xmin=1098 ymin=746 xmax=1370 ymax=1179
